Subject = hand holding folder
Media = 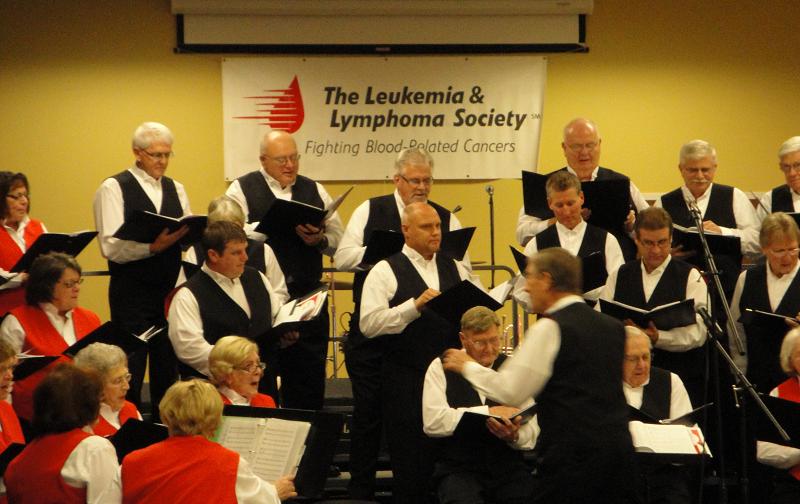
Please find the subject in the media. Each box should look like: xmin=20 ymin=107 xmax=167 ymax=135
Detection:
xmin=113 ymin=211 xmax=207 ymax=248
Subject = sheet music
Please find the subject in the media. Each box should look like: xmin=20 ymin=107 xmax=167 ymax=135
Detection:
xmin=629 ymin=421 xmax=708 ymax=455
xmin=216 ymin=417 xmax=265 ymax=464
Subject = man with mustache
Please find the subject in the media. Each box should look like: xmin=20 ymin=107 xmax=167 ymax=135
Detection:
xmin=756 ymin=136 xmax=800 ymax=221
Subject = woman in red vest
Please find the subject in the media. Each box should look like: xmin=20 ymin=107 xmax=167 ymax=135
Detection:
xmin=757 ymin=328 xmax=800 ymax=503
xmin=0 ymin=172 xmax=47 ymax=316
xmin=0 ymin=339 xmax=23 ymax=503
xmin=109 ymin=379 xmax=295 ymax=503
xmin=209 ymin=336 xmax=277 ymax=407
xmin=74 ymin=342 xmax=142 ymax=436
xmin=5 ymin=364 xmax=119 ymax=503
xmin=0 ymin=253 xmax=101 ymax=421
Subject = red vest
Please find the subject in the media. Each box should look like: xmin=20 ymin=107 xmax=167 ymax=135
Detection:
xmin=0 ymin=219 xmax=44 ymax=316
xmin=5 ymin=428 xmax=90 ymax=503
xmin=0 ymin=400 xmax=24 ymax=452
xmin=10 ymin=305 xmax=100 ymax=420
xmin=92 ymin=401 xmax=140 ymax=437
xmin=121 ymin=435 xmax=238 ymax=504
xmin=776 ymin=377 xmax=800 ymax=480
xmin=220 ymin=391 xmax=276 ymax=408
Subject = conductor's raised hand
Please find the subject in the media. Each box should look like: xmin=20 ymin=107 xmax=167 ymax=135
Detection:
xmin=149 ymin=225 xmax=189 ymax=254
xmin=274 ymin=475 xmax=297 ymax=501
xmin=441 ymin=348 xmax=472 ymax=374
xmin=414 ymin=288 xmax=440 ymax=312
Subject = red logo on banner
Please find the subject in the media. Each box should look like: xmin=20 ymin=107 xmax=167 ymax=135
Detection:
xmin=234 ymin=76 xmax=304 ymax=133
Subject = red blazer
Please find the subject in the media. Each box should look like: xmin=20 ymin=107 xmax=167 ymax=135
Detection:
xmin=0 ymin=218 xmax=44 ymax=316
xmin=0 ymin=400 xmax=23 ymax=451
xmin=6 ymin=428 xmax=90 ymax=504
xmin=220 ymin=391 xmax=276 ymax=408
xmin=93 ymin=400 xmax=141 ymax=437
xmin=776 ymin=377 xmax=800 ymax=480
xmin=10 ymin=304 xmax=101 ymax=420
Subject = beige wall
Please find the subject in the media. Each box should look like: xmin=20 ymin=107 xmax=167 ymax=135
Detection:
xmin=1 ymin=1 xmax=798 ymax=355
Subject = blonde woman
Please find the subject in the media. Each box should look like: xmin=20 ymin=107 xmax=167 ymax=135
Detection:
xmin=209 ymin=336 xmax=276 ymax=407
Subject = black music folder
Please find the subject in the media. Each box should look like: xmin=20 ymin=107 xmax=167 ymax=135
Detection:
xmin=628 ymin=403 xmax=712 ymax=427
xmin=181 ymin=260 xmax=202 ymax=280
xmin=509 ymin=245 xmax=528 ymax=273
xmin=63 ymin=322 xmax=165 ymax=358
xmin=750 ymin=394 xmax=800 ymax=449
xmin=13 ymin=355 xmax=58 ymax=381
xmin=361 ymin=230 xmax=404 ymax=266
xmin=109 ymin=419 xmax=169 ymax=463
xmin=581 ymin=251 xmax=608 ymax=292
xmin=455 ymin=403 xmax=539 ymax=439
xmin=580 ymin=178 xmax=631 ymax=233
xmin=671 ymin=225 xmax=742 ymax=263
xmin=219 ymin=405 xmax=344 ymax=498
xmin=440 ymin=227 xmax=476 ymax=261
xmin=740 ymin=308 xmax=798 ymax=333
xmin=521 ymin=171 xmax=552 ymax=219
xmin=113 ymin=211 xmax=207 ymax=247
xmin=254 ymin=199 xmax=326 ymax=237
xmin=425 ymin=280 xmax=504 ymax=326
xmin=11 ymin=230 xmax=97 ymax=272
xmin=598 ymin=298 xmax=696 ymax=330
xmin=786 ymin=212 xmax=800 ymax=229
xmin=0 ymin=443 xmax=24 ymax=476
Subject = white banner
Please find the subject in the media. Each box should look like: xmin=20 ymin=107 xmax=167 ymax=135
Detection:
xmin=222 ymin=56 xmax=546 ymax=181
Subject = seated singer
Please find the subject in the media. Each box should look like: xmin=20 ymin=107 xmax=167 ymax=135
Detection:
xmin=422 ymin=306 xmax=537 ymax=504
xmin=209 ymin=336 xmax=276 ymax=408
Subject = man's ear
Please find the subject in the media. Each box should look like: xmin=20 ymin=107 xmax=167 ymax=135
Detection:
xmin=458 ymin=331 xmax=467 ymax=349
xmin=207 ymin=248 xmax=220 ymax=264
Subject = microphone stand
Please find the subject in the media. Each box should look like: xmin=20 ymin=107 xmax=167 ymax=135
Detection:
xmin=487 ymin=185 xmax=496 ymax=288
xmin=686 ymin=202 xmax=745 ymax=504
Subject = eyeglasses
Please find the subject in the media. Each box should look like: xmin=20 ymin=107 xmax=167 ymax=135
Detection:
xmin=264 ymin=154 xmax=300 ymax=166
xmin=140 ymin=150 xmax=174 ymax=161
xmin=398 ymin=174 xmax=433 ymax=186
xmin=59 ymin=278 xmax=84 ymax=289
xmin=469 ymin=337 xmax=501 ymax=350
xmin=235 ymin=361 xmax=267 ymax=374
xmin=767 ymin=247 xmax=800 ymax=258
xmin=109 ymin=373 xmax=132 ymax=386
xmin=639 ymin=239 xmax=671 ymax=249
xmin=6 ymin=192 xmax=29 ymax=201
xmin=780 ymin=162 xmax=800 ymax=174
xmin=624 ymin=354 xmax=651 ymax=363
xmin=566 ymin=142 xmax=598 ymax=152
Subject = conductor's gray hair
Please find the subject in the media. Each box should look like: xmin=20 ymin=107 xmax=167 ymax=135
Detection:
xmin=778 ymin=136 xmax=800 ymax=159
xmin=679 ymin=139 xmax=717 ymax=165
xmin=132 ymin=122 xmax=173 ymax=149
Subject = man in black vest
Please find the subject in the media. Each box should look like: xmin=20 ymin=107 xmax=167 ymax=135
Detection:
xmin=167 ymin=221 xmax=291 ymax=401
xmin=599 ymin=207 xmax=709 ymax=407
xmin=513 ymin=170 xmax=624 ymax=308
xmin=226 ymin=130 xmax=343 ymax=410
xmin=516 ymin=118 xmax=648 ymax=259
xmin=730 ymin=212 xmax=800 ymax=393
xmin=756 ymin=136 xmax=800 ymax=222
xmin=624 ymin=326 xmax=694 ymax=504
xmin=656 ymin=139 xmax=759 ymax=294
xmin=360 ymin=202 xmax=475 ymax=503
xmin=334 ymin=147 xmax=466 ymax=499
xmin=422 ymin=306 xmax=537 ymax=504
xmin=444 ymin=247 xmax=637 ymax=504
xmin=93 ymin=121 xmax=191 ymax=418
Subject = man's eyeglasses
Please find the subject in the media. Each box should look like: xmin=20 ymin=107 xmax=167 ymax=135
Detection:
xmin=399 ymin=174 xmax=433 ymax=187
xmin=780 ymin=162 xmax=800 ymax=174
xmin=767 ymin=247 xmax=800 ymax=258
xmin=141 ymin=150 xmax=174 ymax=161
xmin=566 ymin=142 xmax=598 ymax=153
xmin=235 ymin=361 xmax=267 ymax=374
xmin=264 ymin=154 xmax=300 ymax=166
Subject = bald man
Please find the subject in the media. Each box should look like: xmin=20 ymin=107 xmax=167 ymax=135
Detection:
xmin=226 ymin=130 xmax=344 ymax=410
xmin=360 ymin=202 xmax=477 ymax=503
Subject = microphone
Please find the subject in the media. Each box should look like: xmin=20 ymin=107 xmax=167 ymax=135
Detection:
xmin=451 ymin=205 xmax=462 ymax=214
xmin=485 ymin=184 xmax=494 ymax=196
xmin=685 ymin=198 xmax=702 ymax=217
xmin=696 ymin=306 xmax=723 ymax=337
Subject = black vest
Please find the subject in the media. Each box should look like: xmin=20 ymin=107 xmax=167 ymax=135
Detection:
xmin=660 ymin=184 xmax=737 ymax=229
xmin=614 ymin=258 xmax=705 ymax=384
xmin=190 ymin=239 xmax=267 ymax=275
xmin=771 ymin=185 xmax=795 ymax=213
xmin=350 ymin=195 xmax=452 ymax=337
xmin=534 ymin=223 xmax=609 ymax=291
xmin=107 ymin=170 xmax=183 ymax=312
xmin=383 ymin=253 xmax=461 ymax=370
xmin=237 ymin=172 xmax=324 ymax=296
xmin=536 ymin=303 xmax=629 ymax=453
xmin=640 ymin=366 xmax=673 ymax=421
xmin=740 ymin=264 xmax=800 ymax=392
xmin=436 ymin=354 xmax=528 ymax=477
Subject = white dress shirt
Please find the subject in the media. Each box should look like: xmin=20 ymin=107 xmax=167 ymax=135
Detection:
xmin=178 ymin=242 xmax=290 ymax=304
xmin=2 ymin=215 xmax=47 ymax=252
xmin=623 ymin=371 xmax=693 ymax=419
xmin=97 ymin=402 xmax=143 ymax=432
xmin=512 ymin=220 xmax=625 ymax=308
xmin=61 ymin=431 xmax=120 ymax=504
xmin=93 ymin=165 xmax=192 ymax=264
xmin=359 ymin=245 xmax=476 ymax=338
xmin=515 ymin=166 xmax=649 ymax=246
xmin=461 ymin=295 xmax=586 ymax=406
xmin=598 ymin=255 xmax=709 ymax=352
xmin=654 ymin=183 xmax=760 ymax=258
xmin=225 ymin=168 xmax=344 ymax=255
xmin=729 ymin=261 xmax=800 ymax=372
xmin=756 ymin=186 xmax=800 ymax=223
xmin=218 ymin=386 xmax=251 ymax=406
xmin=0 ymin=302 xmax=78 ymax=353
xmin=334 ymin=189 xmax=468 ymax=271
xmin=422 ymin=352 xmax=538 ymax=449
xmin=756 ymin=379 xmax=800 ymax=470
xmin=167 ymin=264 xmax=281 ymax=376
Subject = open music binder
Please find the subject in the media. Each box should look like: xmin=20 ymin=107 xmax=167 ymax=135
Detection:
xmin=629 ymin=421 xmax=711 ymax=460
xmin=628 ymin=403 xmax=713 ymax=427
xmin=216 ymin=405 xmax=344 ymax=498
xmin=113 ymin=211 xmax=207 ymax=247
xmin=425 ymin=280 xmax=504 ymax=326
xmin=108 ymin=419 xmax=169 ymax=463
xmin=254 ymin=186 xmax=353 ymax=237
xmin=63 ymin=322 xmax=165 ymax=358
xmin=13 ymin=353 xmax=59 ymax=381
xmin=598 ymin=298 xmax=696 ymax=331
xmin=750 ymin=393 xmax=800 ymax=448
xmin=361 ymin=227 xmax=475 ymax=267
xmin=10 ymin=230 xmax=97 ymax=272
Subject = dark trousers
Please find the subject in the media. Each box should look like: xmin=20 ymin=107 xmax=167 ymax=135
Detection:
xmin=436 ymin=466 xmax=535 ymax=504
xmin=639 ymin=464 xmax=691 ymax=504
xmin=382 ymin=361 xmax=436 ymax=503
xmin=278 ymin=308 xmax=329 ymax=410
xmin=343 ymin=334 xmax=384 ymax=499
